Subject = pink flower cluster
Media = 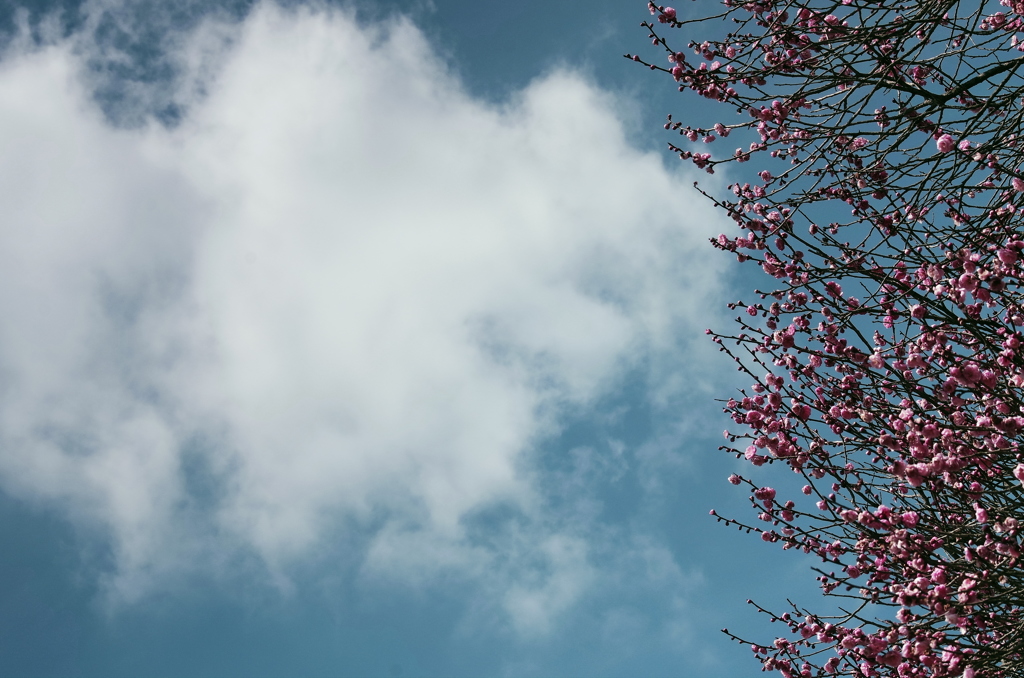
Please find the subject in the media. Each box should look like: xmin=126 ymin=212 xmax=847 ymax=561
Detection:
xmin=636 ymin=0 xmax=1024 ymax=675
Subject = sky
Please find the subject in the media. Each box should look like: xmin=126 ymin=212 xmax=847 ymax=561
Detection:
xmin=0 ymin=1 xmax=827 ymax=676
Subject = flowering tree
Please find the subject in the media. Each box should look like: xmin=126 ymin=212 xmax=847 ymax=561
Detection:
xmin=630 ymin=1 xmax=1024 ymax=676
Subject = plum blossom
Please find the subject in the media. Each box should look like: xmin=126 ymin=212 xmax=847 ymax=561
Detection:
xmin=637 ymin=0 xmax=1024 ymax=674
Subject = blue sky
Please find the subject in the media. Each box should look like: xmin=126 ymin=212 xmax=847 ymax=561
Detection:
xmin=0 ymin=1 xmax=826 ymax=676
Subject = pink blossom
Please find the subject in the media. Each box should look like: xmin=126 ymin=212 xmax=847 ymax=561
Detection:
xmin=635 ymin=1 xmax=1024 ymax=672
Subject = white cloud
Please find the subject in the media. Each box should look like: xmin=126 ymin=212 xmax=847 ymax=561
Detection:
xmin=0 ymin=1 xmax=731 ymax=628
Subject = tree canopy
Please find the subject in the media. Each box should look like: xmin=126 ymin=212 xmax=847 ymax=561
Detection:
xmin=633 ymin=1 xmax=1024 ymax=675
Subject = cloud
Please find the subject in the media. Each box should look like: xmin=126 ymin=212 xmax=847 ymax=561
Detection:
xmin=0 ymin=0 xmax=731 ymax=630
